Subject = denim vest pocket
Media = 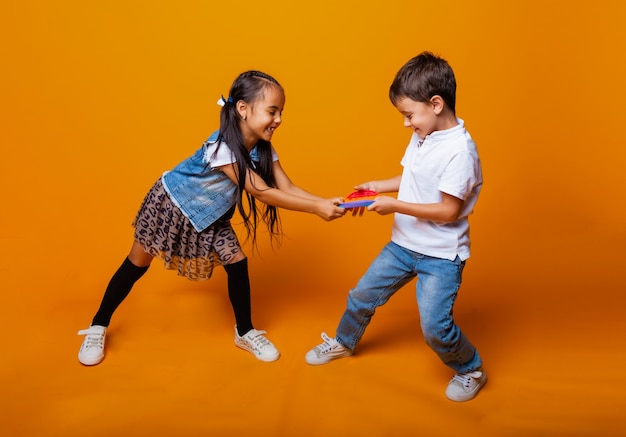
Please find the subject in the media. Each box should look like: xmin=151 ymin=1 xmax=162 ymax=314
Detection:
xmin=162 ymin=145 xmax=238 ymax=232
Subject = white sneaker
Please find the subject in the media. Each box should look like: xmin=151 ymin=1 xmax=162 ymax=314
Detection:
xmin=234 ymin=327 xmax=280 ymax=362
xmin=77 ymin=325 xmax=107 ymax=366
xmin=305 ymin=332 xmax=352 ymax=365
xmin=445 ymin=369 xmax=487 ymax=401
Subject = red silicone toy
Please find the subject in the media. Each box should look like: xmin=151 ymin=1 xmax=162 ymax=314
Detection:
xmin=339 ymin=190 xmax=378 ymax=208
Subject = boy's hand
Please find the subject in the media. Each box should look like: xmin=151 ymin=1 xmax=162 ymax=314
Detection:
xmin=367 ymin=196 xmax=396 ymax=215
xmin=355 ymin=182 xmax=378 ymax=192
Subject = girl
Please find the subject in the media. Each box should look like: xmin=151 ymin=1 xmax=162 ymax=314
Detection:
xmin=78 ymin=70 xmax=346 ymax=365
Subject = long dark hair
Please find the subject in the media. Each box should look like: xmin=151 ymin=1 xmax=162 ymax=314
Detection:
xmin=215 ymin=70 xmax=283 ymax=248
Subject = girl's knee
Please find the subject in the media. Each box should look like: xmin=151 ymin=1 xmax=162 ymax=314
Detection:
xmin=228 ymin=251 xmax=247 ymax=264
xmin=128 ymin=241 xmax=153 ymax=267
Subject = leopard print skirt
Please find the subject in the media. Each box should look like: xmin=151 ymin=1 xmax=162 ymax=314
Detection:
xmin=132 ymin=178 xmax=241 ymax=281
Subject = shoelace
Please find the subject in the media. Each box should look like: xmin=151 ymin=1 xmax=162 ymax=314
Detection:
xmin=82 ymin=334 xmax=104 ymax=350
xmin=317 ymin=333 xmax=340 ymax=353
xmin=248 ymin=331 xmax=271 ymax=349
xmin=78 ymin=329 xmax=105 ymax=350
xmin=451 ymin=371 xmax=481 ymax=388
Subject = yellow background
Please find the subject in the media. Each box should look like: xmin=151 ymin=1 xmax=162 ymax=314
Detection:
xmin=1 ymin=0 xmax=625 ymax=435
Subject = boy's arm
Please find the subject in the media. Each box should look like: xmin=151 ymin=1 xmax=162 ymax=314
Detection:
xmin=369 ymin=192 xmax=463 ymax=223
xmin=355 ymin=175 xmax=402 ymax=194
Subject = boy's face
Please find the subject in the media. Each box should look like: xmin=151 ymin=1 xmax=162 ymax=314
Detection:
xmin=394 ymin=97 xmax=438 ymax=139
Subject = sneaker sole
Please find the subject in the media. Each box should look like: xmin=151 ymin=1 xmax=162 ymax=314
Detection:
xmin=305 ymin=352 xmax=352 ymax=366
xmin=78 ymin=355 xmax=104 ymax=366
xmin=235 ymin=343 xmax=280 ymax=362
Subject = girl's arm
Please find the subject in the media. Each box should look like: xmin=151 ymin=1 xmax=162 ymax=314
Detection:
xmin=272 ymin=160 xmax=322 ymax=200
xmin=369 ymin=192 xmax=463 ymax=223
xmin=218 ymin=163 xmax=345 ymax=221
xmin=355 ymin=175 xmax=402 ymax=194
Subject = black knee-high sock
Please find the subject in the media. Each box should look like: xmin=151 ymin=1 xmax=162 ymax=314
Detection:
xmin=224 ymin=258 xmax=253 ymax=336
xmin=91 ymin=257 xmax=150 ymax=327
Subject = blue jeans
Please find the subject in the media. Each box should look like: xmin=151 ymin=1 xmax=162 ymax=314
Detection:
xmin=336 ymin=241 xmax=482 ymax=373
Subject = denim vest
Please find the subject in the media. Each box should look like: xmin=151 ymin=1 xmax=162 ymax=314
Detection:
xmin=161 ymin=131 xmax=262 ymax=232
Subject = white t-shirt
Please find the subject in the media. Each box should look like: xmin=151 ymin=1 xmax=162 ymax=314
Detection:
xmin=391 ymin=119 xmax=482 ymax=261
xmin=204 ymin=141 xmax=279 ymax=167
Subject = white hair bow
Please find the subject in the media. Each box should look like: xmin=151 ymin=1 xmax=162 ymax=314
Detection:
xmin=217 ymin=95 xmax=233 ymax=107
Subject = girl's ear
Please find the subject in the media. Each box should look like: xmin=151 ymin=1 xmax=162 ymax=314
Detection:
xmin=430 ymin=95 xmax=445 ymax=115
xmin=236 ymin=100 xmax=247 ymax=120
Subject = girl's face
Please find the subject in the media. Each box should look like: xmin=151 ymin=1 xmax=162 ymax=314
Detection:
xmin=394 ymin=96 xmax=438 ymax=139
xmin=239 ymin=85 xmax=285 ymax=149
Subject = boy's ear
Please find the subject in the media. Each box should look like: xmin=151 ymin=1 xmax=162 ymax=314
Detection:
xmin=430 ymin=95 xmax=445 ymax=115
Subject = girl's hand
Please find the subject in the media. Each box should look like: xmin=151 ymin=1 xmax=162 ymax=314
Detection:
xmin=316 ymin=198 xmax=347 ymax=221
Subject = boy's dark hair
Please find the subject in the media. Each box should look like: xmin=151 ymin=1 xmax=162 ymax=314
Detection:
xmin=215 ymin=70 xmax=283 ymax=248
xmin=389 ymin=52 xmax=456 ymax=114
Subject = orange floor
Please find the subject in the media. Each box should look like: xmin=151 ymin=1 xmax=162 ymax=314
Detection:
xmin=2 ymin=214 xmax=624 ymax=437
xmin=2 ymin=2 xmax=625 ymax=435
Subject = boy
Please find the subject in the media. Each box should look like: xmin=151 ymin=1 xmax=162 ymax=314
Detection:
xmin=305 ymin=52 xmax=486 ymax=402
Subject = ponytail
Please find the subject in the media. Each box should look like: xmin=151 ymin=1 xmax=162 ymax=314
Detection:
xmin=214 ymin=71 xmax=283 ymax=248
